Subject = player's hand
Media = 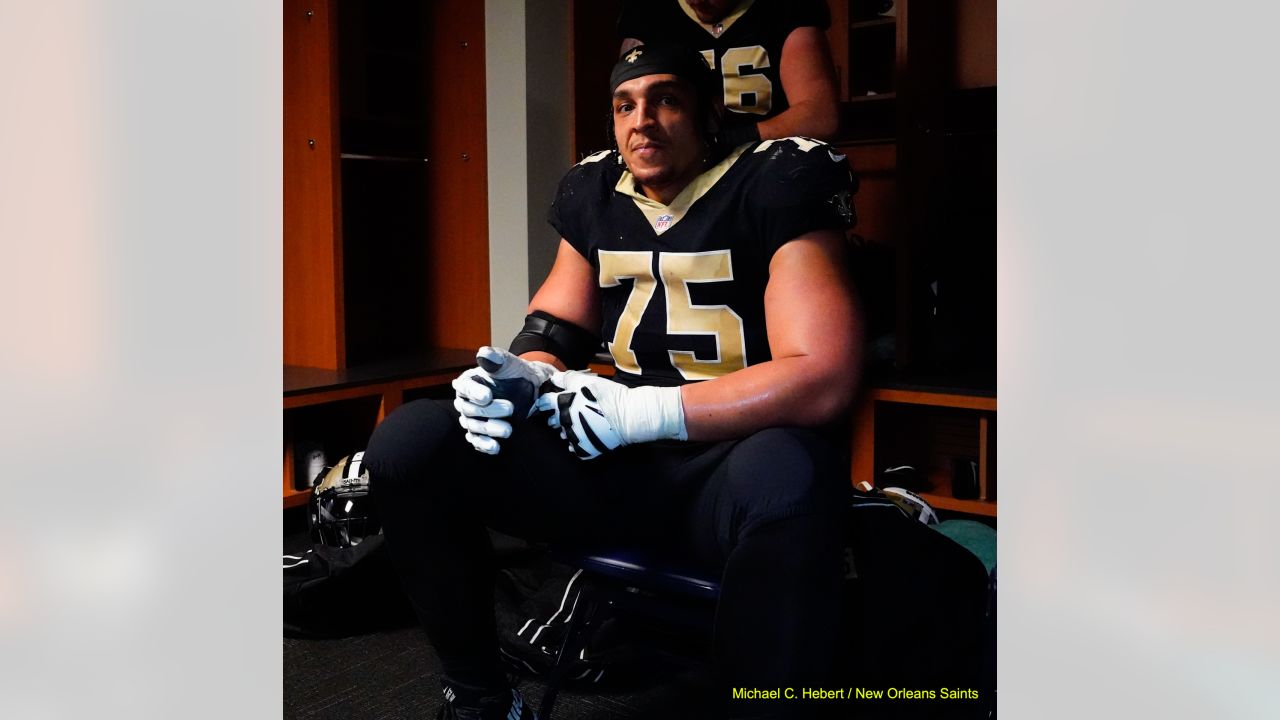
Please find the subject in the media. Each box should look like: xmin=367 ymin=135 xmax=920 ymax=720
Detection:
xmin=533 ymin=371 xmax=686 ymax=460
xmin=452 ymin=346 xmax=557 ymax=455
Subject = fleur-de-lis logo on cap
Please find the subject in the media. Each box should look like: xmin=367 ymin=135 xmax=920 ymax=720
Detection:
xmin=625 ymin=48 xmax=643 ymax=63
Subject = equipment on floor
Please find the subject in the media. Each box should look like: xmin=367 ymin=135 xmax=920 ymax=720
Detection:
xmin=284 ymin=452 xmax=413 ymax=638
xmin=310 ymin=451 xmax=378 ymax=548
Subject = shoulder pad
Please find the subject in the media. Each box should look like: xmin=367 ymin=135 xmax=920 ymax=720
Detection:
xmin=751 ymin=136 xmax=846 ymax=164
xmin=577 ymin=149 xmax=614 ymax=165
xmin=557 ymin=150 xmax=623 ymax=195
xmin=745 ymin=136 xmax=857 ymax=223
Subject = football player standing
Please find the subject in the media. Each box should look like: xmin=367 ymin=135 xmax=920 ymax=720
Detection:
xmin=366 ymin=45 xmax=861 ymax=720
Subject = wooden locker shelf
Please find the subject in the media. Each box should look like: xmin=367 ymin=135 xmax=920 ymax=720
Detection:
xmin=851 ymin=383 xmax=997 ymax=518
xmin=282 ymin=349 xmax=476 ymax=508
xmin=283 ymin=0 xmax=489 ymax=508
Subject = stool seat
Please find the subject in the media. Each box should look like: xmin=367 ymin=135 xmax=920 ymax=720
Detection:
xmin=561 ymin=547 xmax=721 ymax=601
xmin=536 ymin=546 xmax=720 ymax=718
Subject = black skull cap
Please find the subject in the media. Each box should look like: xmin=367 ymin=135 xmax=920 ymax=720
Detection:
xmin=609 ymin=44 xmax=718 ymax=97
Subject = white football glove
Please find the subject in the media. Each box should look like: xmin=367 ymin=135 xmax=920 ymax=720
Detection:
xmin=533 ymin=370 xmax=687 ymax=460
xmin=452 ymin=346 xmax=558 ymax=455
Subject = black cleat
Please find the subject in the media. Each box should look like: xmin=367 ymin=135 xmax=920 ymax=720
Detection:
xmin=437 ymin=683 xmax=539 ymax=720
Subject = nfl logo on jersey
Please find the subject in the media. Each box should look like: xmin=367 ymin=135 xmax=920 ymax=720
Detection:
xmin=654 ymin=214 xmax=673 ymax=232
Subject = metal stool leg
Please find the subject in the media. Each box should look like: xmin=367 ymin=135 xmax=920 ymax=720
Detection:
xmin=538 ymin=584 xmax=601 ymax=719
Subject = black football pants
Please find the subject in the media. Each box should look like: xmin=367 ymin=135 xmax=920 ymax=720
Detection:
xmin=364 ymin=398 xmax=845 ymax=717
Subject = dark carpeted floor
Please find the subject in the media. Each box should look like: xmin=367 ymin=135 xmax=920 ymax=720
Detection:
xmin=283 ymin=623 xmax=719 ymax=720
xmin=283 ymin=508 xmax=720 ymax=720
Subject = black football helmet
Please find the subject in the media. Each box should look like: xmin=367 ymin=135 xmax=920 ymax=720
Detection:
xmin=309 ymin=451 xmax=379 ymax=548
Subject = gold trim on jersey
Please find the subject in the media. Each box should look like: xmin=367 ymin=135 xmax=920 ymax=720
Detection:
xmin=678 ymin=0 xmax=756 ymax=38
xmin=614 ymin=143 xmax=750 ymax=236
xmin=753 ymin=136 xmax=825 ymax=154
xmin=578 ymin=149 xmax=613 ymax=165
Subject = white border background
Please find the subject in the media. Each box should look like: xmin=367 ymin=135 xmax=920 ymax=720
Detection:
xmin=998 ymin=2 xmax=1280 ymax=716
xmin=1 ymin=1 xmax=281 ymax=717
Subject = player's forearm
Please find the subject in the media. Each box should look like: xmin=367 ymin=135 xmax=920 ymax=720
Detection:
xmin=517 ymin=350 xmax=567 ymax=372
xmin=679 ymin=354 xmax=859 ymax=442
xmin=756 ymin=101 xmax=839 ymax=142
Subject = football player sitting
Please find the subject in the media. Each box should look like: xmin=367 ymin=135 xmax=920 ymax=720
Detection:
xmin=365 ymin=45 xmax=861 ymax=720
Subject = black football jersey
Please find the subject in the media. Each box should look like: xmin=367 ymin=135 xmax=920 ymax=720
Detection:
xmin=548 ymin=137 xmax=857 ymax=388
xmin=616 ymin=0 xmax=831 ymax=119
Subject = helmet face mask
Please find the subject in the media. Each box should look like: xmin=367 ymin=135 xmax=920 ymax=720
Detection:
xmin=308 ymin=451 xmax=379 ymax=549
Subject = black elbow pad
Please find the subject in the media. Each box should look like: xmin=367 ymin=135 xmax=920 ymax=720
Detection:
xmin=508 ymin=311 xmax=601 ymax=369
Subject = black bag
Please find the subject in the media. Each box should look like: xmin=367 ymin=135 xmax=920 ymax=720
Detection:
xmin=283 ymin=533 xmax=415 ymax=639
xmin=838 ymin=490 xmax=994 ymax=716
xmin=493 ymin=490 xmax=995 ymax=701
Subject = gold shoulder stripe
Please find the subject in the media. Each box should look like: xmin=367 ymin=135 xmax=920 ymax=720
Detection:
xmin=752 ymin=136 xmax=824 ymax=154
xmin=677 ymin=0 xmax=756 ymax=39
xmin=615 ymin=144 xmax=751 ymax=235
xmin=579 ymin=149 xmax=613 ymax=165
